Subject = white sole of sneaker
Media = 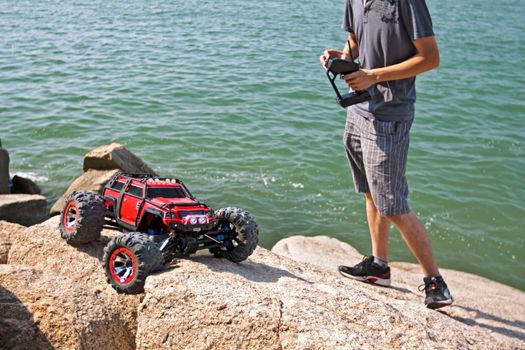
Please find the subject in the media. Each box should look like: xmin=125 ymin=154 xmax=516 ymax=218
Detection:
xmin=339 ymin=270 xmax=391 ymax=287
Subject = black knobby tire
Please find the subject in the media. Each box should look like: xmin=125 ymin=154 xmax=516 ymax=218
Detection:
xmin=215 ymin=207 xmax=259 ymax=263
xmin=59 ymin=191 xmax=105 ymax=245
xmin=103 ymin=232 xmax=164 ymax=294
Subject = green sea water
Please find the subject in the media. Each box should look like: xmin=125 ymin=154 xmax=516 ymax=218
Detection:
xmin=1 ymin=0 xmax=524 ymax=290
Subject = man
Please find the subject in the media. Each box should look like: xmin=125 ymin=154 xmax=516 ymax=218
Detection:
xmin=319 ymin=0 xmax=453 ymax=309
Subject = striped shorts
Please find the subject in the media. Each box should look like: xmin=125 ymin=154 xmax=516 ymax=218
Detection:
xmin=343 ymin=109 xmax=414 ymax=216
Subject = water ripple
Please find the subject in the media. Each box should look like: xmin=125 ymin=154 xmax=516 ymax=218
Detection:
xmin=1 ymin=0 xmax=524 ymax=289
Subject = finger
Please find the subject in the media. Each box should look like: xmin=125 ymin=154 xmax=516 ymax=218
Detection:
xmin=344 ymin=79 xmax=359 ymax=89
xmin=340 ymin=74 xmax=351 ymax=82
xmin=351 ymin=83 xmax=363 ymax=90
xmin=341 ymin=74 xmax=355 ymax=83
xmin=323 ymin=49 xmax=340 ymax=59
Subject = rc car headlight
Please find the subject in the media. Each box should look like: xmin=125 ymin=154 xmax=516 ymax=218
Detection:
xmin=189 ymin=217 xmax=198 ymax=225
xmin=198 ymin=217 xmax=207 ymax=224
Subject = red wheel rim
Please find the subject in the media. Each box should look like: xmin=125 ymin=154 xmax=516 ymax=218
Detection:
xmin=109 ymin=247 xmax=137 ymax=285
xmin=63 ymin=201 xmax=78 ymax=233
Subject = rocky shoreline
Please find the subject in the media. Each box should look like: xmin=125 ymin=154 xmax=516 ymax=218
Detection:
xmin=0 ymin=143 xmax=523 ymax=349
xmin=0 ymin=142 xmax=157 ymax=225
xmin=1 ymin=219 xmax=524 ymax=349
xmin=0 ymin=139 xmax=48 ymax=226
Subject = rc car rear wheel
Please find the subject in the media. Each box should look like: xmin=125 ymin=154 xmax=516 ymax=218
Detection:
xmin=103 ymin=232 xmax=164 ymax=294
xmin=59 ymin=191 xmax=105 ymax=245
xmin=214 ymin=207 xmax=259 ymax=263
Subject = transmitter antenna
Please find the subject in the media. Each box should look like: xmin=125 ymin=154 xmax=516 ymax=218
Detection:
xmin=346 ymin=39 xmax=354 ymax=62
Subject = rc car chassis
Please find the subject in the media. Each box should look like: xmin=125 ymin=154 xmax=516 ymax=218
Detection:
xmin=59 ymin=172 xmax=259 ymax=294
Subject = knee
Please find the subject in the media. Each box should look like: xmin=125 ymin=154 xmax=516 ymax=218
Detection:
xmin=385 ymin=212 xmax=410 ymax=224
xmin=385 ymin=214 xmax=400 ymax=223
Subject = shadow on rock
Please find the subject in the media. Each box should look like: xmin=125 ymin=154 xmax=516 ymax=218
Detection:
xmin=387 ymin=285 xmax=413 ymax=294
xmin=444 ymin=305 xmax=525 ymax=341
xmin=186 ymin=254 xmax=313 ymax=284
xmin=74 ymin=230 xmax=119 ymax=262
xmin=0 ymin=285 xmax=53 ymax=349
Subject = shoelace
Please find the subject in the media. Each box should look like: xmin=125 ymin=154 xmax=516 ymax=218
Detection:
xmin=356 ymin=255 xmax=374 ymax=269
xmin=418 ymin=284 xmax=426 ymax=292
xmin=418 ymin=280 xmax=440 ymax=292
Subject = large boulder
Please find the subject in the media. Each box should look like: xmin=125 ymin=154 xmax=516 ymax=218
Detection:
xmin=50 ymin=169 xmax=119 ymax=216
xmin=135 ymin=248 xmax=518 ymax=350
xmin=0 ymin=265 xmax=134 ymax=350
xmin=7 ymin=216 xmax=114 ymax=288
xmin=0 ymin=139 xmax=9 ymax=194
xmin=271 ymin=235 xmax=362 ymax=270
xmin=4 ymin=218 xmax=524 ymax=349
xmin=50 ymin=143 xmax=158 ymax=216
xmin=0 ymin=220 xmax=26 ymax=264
xmin=0 ymin=194 xmax=47 ymax=226
xmin=7 ymin=216 xmax=141 ymax=340
xmin=272 ymin=236 xmax=525 ymax=349
xmin=83 ymin=143 xmax=157 ymax=174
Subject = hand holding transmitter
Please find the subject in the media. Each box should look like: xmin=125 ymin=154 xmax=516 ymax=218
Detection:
xmin=325 ymin=58 xmax=371 ymax=108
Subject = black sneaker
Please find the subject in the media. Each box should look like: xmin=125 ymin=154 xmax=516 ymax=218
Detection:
xmin=420 ymin=276 xmax=454 ymax=309
xmin=338 ymin=256 xmax=391 ymax=287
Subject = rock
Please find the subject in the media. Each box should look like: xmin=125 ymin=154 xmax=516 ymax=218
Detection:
xmin=8 ymin=216 xmax=116 ymax=289
xmin=135 ymin=248 xmax=512 ymax=350
xmin=4 ymin=217 xmax=524 ymax=349
xmin=7 ymin=216 xmax=141 ymax=340
xmin=271 ymin=235 xmax=363 ymax=271
xmin=11 ymin=174 xmax=42 ymax=195
xmin=272 ymin=236 xmax=525 ymax=349
xmin=83 ymin=143 xmax=157 ymax=175
xmin=0 ymin=220 xmax=26 ymax=264
xmin=0 ymin=139 xmax=9 ymax=194
xmin=51 ymin=143 xmax=159 ymax=216
xmin=0 ymin=265 xmax=134 ymax=350
xmin=50 ymin=169 xmax=119 ymax=216
xmin=0 ymin=194 xmax=47 ymax=226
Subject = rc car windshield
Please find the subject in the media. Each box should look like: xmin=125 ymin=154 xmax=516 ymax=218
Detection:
xmin=146 ymin=187 xmax=187 ymax=199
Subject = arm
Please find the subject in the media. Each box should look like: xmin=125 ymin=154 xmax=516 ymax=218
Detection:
xmin=320 ymin=34 xmax=359 ymax=69
xmin=343 ymin=36 xmax=440 ymax=90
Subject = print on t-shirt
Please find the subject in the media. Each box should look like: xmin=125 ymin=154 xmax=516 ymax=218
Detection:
xmin=369 ymin=0 xmax=399 ymax=24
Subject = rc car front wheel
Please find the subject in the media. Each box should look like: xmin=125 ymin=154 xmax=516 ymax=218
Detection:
xmin=103 ymin=232 xmax=164 ymax=294
xmin=59 ymin=191 xmax=105 ymax=245
xmin=214 ymin=207 xmax=259 ymax=263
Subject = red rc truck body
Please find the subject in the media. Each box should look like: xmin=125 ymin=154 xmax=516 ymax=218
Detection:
xmin=102 ymin=173 xmax=216 ymax=237
xmin=59 ymin=172 xmax=258 ymax=294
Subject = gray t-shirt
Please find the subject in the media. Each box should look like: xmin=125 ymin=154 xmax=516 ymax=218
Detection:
xmin=342 ymin=0 xmax=434 ymax=121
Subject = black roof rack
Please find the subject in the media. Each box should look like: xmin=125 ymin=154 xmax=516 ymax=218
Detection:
xmin=116 ymin=172 xmax=155 ymax=182
xmin=110 ymin=172 xmax=195 ymax=199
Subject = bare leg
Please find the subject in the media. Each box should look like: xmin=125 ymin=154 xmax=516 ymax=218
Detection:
xmin=387 ymin=212 xmax=440 ymax=277
xmin=365 ymin=193 xmax=391 ymax=261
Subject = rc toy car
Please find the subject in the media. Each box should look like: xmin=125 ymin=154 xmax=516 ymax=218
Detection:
xmin=59 ymin=172 xmax=259 ymax=294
